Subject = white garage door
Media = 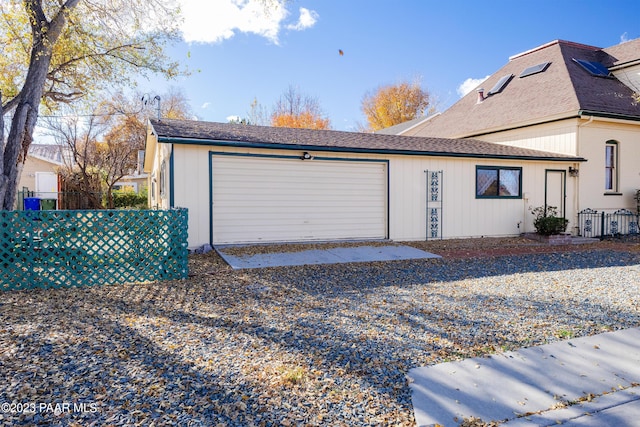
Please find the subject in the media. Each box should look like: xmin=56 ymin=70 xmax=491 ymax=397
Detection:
xmin=211 ymin=154 xmax=387 ymax=244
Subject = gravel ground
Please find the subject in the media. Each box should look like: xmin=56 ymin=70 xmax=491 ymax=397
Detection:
xmin=1 ymin=238 xmax=639 ymax=426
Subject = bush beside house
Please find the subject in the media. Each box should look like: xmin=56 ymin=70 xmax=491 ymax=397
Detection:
xmin=531 ymin=206 xmax=569 ymax=236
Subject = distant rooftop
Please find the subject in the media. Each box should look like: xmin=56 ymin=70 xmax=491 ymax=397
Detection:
xmin=396 ymin=38 xmax=640 ymax=139
xmin=374 ymin=114 xmax=438 ymax=135
xmin=28 ymin=144 xmax=71 ymax=165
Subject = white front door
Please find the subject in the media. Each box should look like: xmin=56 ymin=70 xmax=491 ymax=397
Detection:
xmin=545 ymin=170 xmax=566 ymax=217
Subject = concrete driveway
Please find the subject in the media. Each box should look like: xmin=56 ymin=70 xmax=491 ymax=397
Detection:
xmin=409 ymin=327 xmax=640 ymax=427
xmin=215 ymin=243 xmax=440 ymax=269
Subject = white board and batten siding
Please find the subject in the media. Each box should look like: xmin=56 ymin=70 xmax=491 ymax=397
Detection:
xmin=210 ymin=154 xmax=388 ymax=244
xmin=171 ymin=145 xmax=576 ymax=248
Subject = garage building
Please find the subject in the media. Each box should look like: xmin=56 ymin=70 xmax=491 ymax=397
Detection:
xmin=144 ymin=119 xmax=584 ymax=249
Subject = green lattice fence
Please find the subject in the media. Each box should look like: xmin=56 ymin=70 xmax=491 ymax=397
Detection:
xmin=1 ymin=209 xmax=188 ymax=291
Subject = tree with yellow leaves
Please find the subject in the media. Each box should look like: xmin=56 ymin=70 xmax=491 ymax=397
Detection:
xmin=271 ymin=85 xmax=331 ymax=130
xmin=271 ymin=111 xmax=331 ymax=130
xmin=0 ymin=0 xmax=184 ymax=209
xmin=361 ymin=79 xmax=431 ymax=131
xmin=44 ymin=89 xmax=192 ymax=208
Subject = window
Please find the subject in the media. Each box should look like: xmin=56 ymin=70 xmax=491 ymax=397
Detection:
xmin=151 ymin=174 xmax=157 ymax=202
xmin=520 ymin=62 xmax=551 ymax=78
xmin=605 ymin=141 xmax=618 ymax=192
xmin=488 ymin=74 xmax=514 ymax=95
xmin=476 ymin=166 xmax=522 ymax=198
xmin=573 ymin=58 xmax=612 ymax=78
xmin=159 ymin=160 xmax=167 ymax=198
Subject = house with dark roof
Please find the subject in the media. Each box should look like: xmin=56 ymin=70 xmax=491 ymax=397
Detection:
xmin=144 ymin=118 xmax=583 ymax=247
xmin=396 ymin=38 xmax=640 ymax=236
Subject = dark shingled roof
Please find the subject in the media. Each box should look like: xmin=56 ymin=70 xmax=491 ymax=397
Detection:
xmin=150 ymin=118 xmax=584 ymax=161
xmin=401 ymin=40 xmax=640 ymax=139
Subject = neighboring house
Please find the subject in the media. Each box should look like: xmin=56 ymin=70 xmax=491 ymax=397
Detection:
xmin=113 ymin=174 xmax=148 ymax=193
xmin=16 ymin=144 xmax=66 ymax=209
xmin=113 ymin=150 xmax=148 ymax=194
xmin=395 ymin=38 xmax=640 ymax=235
xmin=144 ymin=118 xmax=583 ymax=248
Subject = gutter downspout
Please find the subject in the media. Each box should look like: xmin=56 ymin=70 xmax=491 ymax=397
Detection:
xmin=578 ymin=115 xmax=594 ymax=129
xmin=574 ymin=115 xmax=594 ymax=234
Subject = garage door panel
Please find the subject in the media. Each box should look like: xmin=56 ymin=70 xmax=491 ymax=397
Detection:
xmin=214 ymin=197 xmax=384 ymax=209
xmin=216 ymin=178 xmax=385 ymax=191
xmin=211 ymin=155 xmax=387 ymax=244
xmin=213 ymin=209 xmax=385 ymax=220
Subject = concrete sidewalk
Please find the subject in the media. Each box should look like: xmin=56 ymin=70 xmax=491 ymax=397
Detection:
xmin=215 ymin=244 xmax=440 ymax=269
xmin=408 ymin=328 xmax=640 ymax=427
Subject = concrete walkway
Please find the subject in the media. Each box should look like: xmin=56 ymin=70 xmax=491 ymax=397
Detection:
xmin=215 ymin=244 xmax=440 ymax=269
xmin=408 ymin=327 xmax=640 ymax=426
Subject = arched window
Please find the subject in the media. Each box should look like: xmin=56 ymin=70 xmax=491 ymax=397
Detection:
xmin=605 ymin=140 xmax=618 ymax=192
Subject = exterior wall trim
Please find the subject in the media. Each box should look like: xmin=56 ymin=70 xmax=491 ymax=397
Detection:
xmin=169 ymin=148 xmax=175 ymax=208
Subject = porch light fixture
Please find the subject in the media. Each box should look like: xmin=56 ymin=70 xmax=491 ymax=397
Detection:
xmin=569 ymin=166 xmax=579 ymax=177
xmin=300 ymin=152 xmax=313 ymax=160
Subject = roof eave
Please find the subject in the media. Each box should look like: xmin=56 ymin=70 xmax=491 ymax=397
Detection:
xmin=460 ymin=109 xmax=640 ymax=139
xmin=143 ymin=120 xmax=159 ymax=173
xmin=609 ymin=59 xmax=640 ymax=70
xmin=460 ymin=112 xmax=582 ymax=139
xmin=578 ymin=110 xmax=640 ymax=123
xmin=27 ymin=153 xmax=65 ymax=166
xmin=157 ymin=136 xmax=586 ymax=162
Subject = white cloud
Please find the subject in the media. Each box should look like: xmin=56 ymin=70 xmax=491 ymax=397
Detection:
xmin=201 ymin=102 xmax=211 ymax=109
xmin=177 ymin=0 xmax=318 ymax=44
xmin=620 ymin=32 xmax=629 ymax=43
xmin=226 ymin=115 xmax=242 ymax=122
xmin=457 ymin=75 xmax=490 ymax=97
xmin=286 ymin=7 xmax=318 ymax=31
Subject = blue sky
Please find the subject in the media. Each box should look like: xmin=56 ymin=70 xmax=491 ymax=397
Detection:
xmin=141 ymin=0 xmax=640 ymax=131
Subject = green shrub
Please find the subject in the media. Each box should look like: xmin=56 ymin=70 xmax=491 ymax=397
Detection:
xmin=530 ymin=205 xmax=569 ymax=235
xmin=112 ymin=191 xmax=148 ymax=209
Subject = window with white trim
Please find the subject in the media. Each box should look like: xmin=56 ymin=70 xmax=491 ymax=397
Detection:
xmin=605 ymin=140 xmax=618 ymax=192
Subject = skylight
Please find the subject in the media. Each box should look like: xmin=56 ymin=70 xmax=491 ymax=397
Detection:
xmin=520 ymin=62 xmax=551 ymax=78
xmin=488 ymin=74 xmax=514 ymax=95
xmin=573 ymin=59 xmax=611 ymax=77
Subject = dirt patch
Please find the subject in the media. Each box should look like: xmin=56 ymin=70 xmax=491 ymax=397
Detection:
xmin=216 ymin=236 xmax=640 ymax=261
xmin=406 ymin=236 xmax=640 ymax=259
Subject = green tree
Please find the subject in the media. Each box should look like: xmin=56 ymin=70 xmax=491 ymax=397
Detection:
xmin=0 ymin=0 xmax=183 ymax=209
xmin=361 ymin=79 xmax=431 ymax=131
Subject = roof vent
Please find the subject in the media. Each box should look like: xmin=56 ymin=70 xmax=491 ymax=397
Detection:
xmin=477 ymin=88 xmax=485 ymax=104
